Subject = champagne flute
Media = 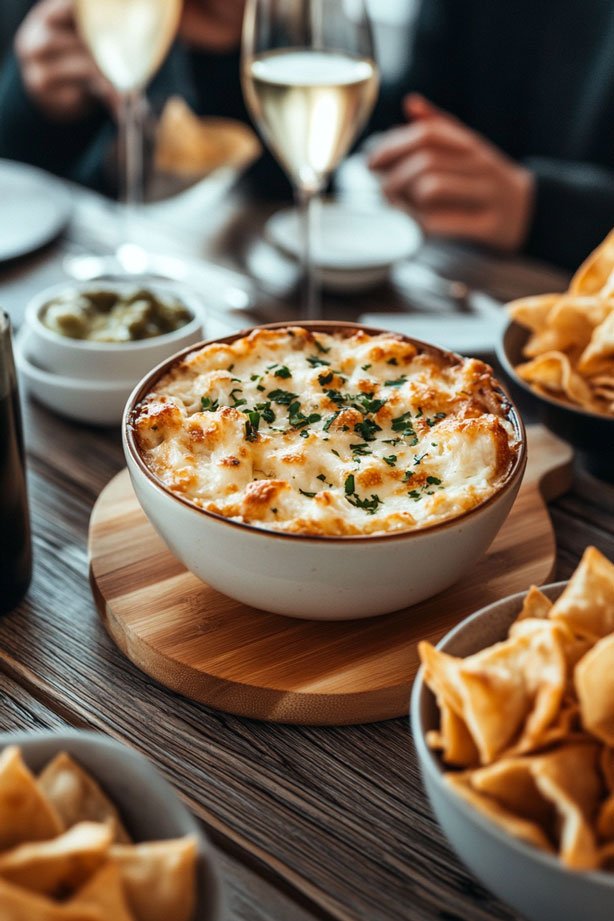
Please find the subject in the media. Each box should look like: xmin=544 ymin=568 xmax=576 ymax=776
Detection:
xmin=241 ymin=0 xmax=379 ymax=317
xmin=74 ymin=0 xmax=182 ymax=271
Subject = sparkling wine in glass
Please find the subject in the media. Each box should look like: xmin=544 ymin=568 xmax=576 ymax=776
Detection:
xmin=242 ymin=0 xmax=379 ymax=316
xmin=74 ymin=0 xmax=182 ymax=270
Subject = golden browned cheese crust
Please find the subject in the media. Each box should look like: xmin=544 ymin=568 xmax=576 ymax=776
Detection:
xmin=131 ymin=327 xmax=520 ymax=536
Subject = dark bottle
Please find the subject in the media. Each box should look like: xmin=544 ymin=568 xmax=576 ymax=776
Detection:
xmin=0 ymin=313 xmax=32 ymax=614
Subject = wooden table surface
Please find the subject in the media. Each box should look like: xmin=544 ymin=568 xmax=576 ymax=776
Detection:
xmin=1 ymin=180 xmax=613 ymax=921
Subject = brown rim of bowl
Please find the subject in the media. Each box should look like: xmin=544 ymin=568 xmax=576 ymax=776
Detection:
xmin=123 ymin=320 xmax=528 ymax=545
xmin=499 ymin=320 xmax=614 ymax=424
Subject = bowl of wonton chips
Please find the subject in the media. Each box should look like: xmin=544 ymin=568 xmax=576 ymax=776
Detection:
xmin=411 ymin=546 xmax=614 ymax=921
xmin=498 ymin=229 xmax=614 ymax=481
xmin=0 ymin=731 xmax=221 ymax=920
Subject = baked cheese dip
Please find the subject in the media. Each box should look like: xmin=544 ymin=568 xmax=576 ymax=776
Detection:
xmin=132 ymin=327 xmax=521 ymax=537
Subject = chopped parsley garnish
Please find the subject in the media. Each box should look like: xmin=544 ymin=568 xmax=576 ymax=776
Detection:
xmin=403 ymin=470 xmax=414 ymax=482
xmin=318 ymin=371 xmax=334 ymax=386
xmin=387 ymin=357 xmax=398 ymax=366
xmin=426 ymin=475 xmax=442 ymax=485
xmin=346 ymin=493 xmax=382 ymax=514
xmin=250 ymin=373 xmax=260 ymax=382
xmin=344 ymin=474 xmax=355 ymax=495
xmin=299 ymin=489 xmax=316 ymax=498
xmin=229 ymin=388 xmax=246 ymax=407
xmin=426 ymin=411 xmax=447 ymax=428
xmin=350 ymin=443 xmax=371 ymax=456
xmin=414 ymin=453 xmax=427 ymax=465
xmin=408 ymin=489 xmax=422 ymax=501
xmin=325 ymin=388 xmax=345 ymax=406
xmin=256 ymin=384 xmax=265 ymax=392
xmin=314 ymin=340 xmax=330 ymax=354
xmin=361 ymin=363 xmax=372 ymax=371
xmin=316 ymin=474 xmax=326 ymax=482
xmin=200 ymin=396 xmax=218 ymax=411
xmin=384 ymin=376 xmax=407 ymax=388
xmin=267 ymin=389 xmax=298 ymax=405
xmin=323 ymin=411 xmax=340 ymax=432
xmin=383 ymin=455 xmax=397 ymax=466
xmin=331 ymin=449 xmax=340 ymax=458
xmin=354 ymin=418 xmax=382 ymax=442
xmin=274 ymin=365 xmax=292 ymax=379
xmin=353 ymin=393 xmax=385 ymax=415
xmin=299 ymin=430 xmax=310 ymax=438
xmin=288 ymin=401 xmax=321 ymax=429
xmin=254 ymin=402 xmax=275 ymax=423
xmin=227 ymin=364 xmax=234 ymax=372
xmin=391 ymin=412 xmax=415 ymax=436
xmin=307 ymin=355 xmax=330 ymax=368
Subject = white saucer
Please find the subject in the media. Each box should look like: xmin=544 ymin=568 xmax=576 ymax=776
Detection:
xmin=265 ymin=202 xmax=422 ymax=292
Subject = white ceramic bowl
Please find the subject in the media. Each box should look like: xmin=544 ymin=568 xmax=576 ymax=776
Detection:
xmin=410 ymin=583 xmax=614 ymax=921
xmin=122 ymin=322 xmax=526 ymax=621
xmin=24 ymin=280 xmax=204 ymax=380
xmin=16 ymin=330 xmax=134 ymax=426
xmin=0 ymin=729 xmax=222 ymax=920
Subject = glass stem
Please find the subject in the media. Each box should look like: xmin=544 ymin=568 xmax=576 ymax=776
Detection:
xmin=297 ymin=187 xmax=321 ymax=320
xmin=119 ymin=89 xmax=144 ymax=245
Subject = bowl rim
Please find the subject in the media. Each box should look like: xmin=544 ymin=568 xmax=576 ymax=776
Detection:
xmin=497 ymin=319 xmax=613 ymax=424
xmin=16 ymin=333 xmax=135 ymax=390
xmin=25 ymin=280 xmax=204 ymax=353
xmin=410 ymin=580 xmax=614 ymax=888
xmin=123 ymin=319 xmax=527 ymax=545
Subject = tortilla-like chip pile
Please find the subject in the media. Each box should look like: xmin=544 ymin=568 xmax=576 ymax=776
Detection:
xmin=0 ymin=747 xmax=197 ymax=920
xmin=508 ymin=228 xmax=614 ymax=415
xmin=419 ymin=545 xmax=614 ymax=871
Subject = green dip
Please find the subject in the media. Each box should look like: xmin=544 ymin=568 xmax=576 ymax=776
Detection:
xmin=42 ymin=288 xmax=192 ymax=342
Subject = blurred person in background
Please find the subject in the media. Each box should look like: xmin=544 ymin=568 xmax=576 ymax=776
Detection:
xmin=0 ymin=0 xmax=612 ymax=271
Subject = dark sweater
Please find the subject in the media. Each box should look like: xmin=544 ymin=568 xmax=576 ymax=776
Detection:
xmin=0 ymin=0 xmax=613 ymax=270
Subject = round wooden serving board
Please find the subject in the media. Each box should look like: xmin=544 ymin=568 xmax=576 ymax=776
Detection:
xmin=89 ymin=425 xmax=572 ymax=725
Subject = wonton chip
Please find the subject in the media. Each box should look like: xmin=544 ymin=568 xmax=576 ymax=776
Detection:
xmin=39 ymin=753 xmax=130 ymax=843
xmin=70 ymin=861 xmax=135 ymax=921
xmin=570 ymin=228 xmax=614 ymax=295
xmin=425 ymin=704 xmax=479 ymax=768
xmin=523 ymin=298 xmax=611 ymax=358
xmin=551 ymin=546 xmax=614 ymax=641
xmin=0 ymin=821 xmax=112 ymax=898
xmin=444 ymin=772 xmax=553 ymax=852
xmin=516 ymin=352 xmax=595 ymax=408
xmin=597 ymin=796 xmax=614 ymax=842
xmin=575 ymin=634 xmax=614 ymax=745
xmin=507 ymin=294 xmax=562 ymax=332
xmin=0 ymin=876 xmax=102 ymax=920
xmin=0 ymin=747 xmax=63 ymax=850
xmin=514 ymin=585 xmax=553 ymax=622
xmin=111 ymin=837 xmax=197 ymax=921
xmin=459 ymin=744 xmax=602 ymax=869
xmin=578 ymin=311 xmax=614 ymax=376
xmin=458 ymin=627 xmax=566 ymax=763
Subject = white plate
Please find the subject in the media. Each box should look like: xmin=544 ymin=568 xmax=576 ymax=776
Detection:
xmin=0 ymin=160 xmax=72 ymax=262
xmin=265 ymin=202 xmax=422 ymax=271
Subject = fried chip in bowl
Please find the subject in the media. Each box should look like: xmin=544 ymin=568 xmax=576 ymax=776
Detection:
xmin=570 ymin=228 xmax=614 ymax=295
xmin=0 ymin=734 xmax=220 ymax=921
xmin=412 ymin=546 xmax=614 ymax=921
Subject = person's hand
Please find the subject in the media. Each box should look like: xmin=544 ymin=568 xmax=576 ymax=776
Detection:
xmin=15 ymin=0 xmax=113 ymax=122
xmin=179 ymin=0 xmax=245 ymax=52
xmin=368 ymin=94 xmax=535 ymax=253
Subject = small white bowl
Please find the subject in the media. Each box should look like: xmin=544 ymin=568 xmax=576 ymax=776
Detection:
xmin=0 ymin=729 xmax=222 ymax=920
xmin=411 ymin=584 xmax=614 ymax=921
xmin=123 ymin=321 xmax=526 ymax=620
xmin=24 ymin=280 xmax=204 ymax=381
xmin=265 ymin=203 xmax=422 ymax=292
xmin=16 ymin=331 xmax=134 ymax=426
